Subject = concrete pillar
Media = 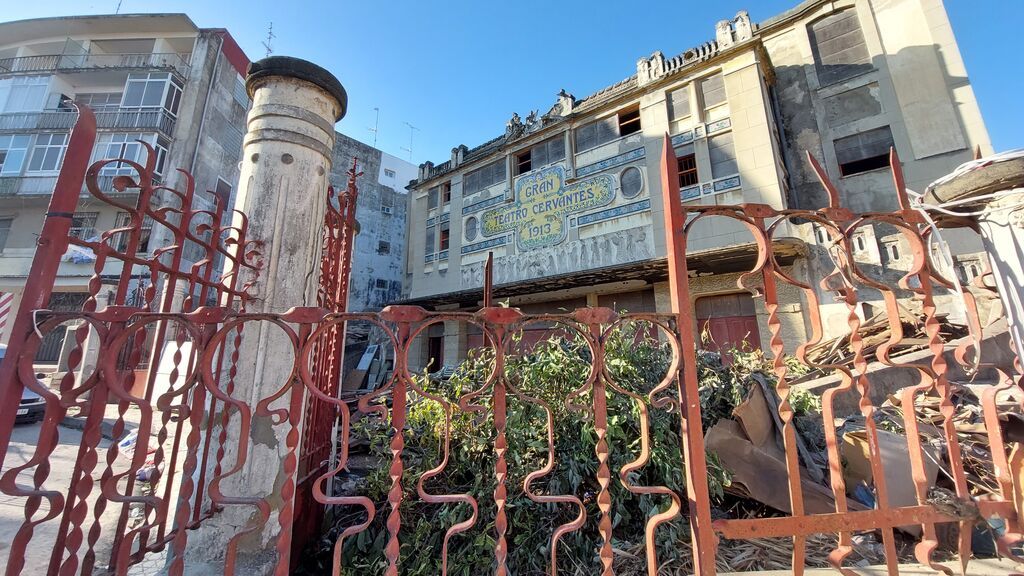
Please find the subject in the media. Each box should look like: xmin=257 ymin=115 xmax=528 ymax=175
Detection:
xmin=185 ymin=56 xmax=346 ymax=574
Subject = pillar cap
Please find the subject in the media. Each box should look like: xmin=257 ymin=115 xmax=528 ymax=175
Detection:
xmin=925 ymin=156 xmax=1024 ymax=206
xmin=246 ymin=56 xmax=347 ymax=121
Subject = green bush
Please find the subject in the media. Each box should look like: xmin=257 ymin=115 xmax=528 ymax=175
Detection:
xmin=337 ymin=320 xmax=795 ymax=574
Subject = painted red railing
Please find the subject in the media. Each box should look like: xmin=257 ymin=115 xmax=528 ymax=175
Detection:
xmin=0 ymin=108 xmax=1021 ymax=575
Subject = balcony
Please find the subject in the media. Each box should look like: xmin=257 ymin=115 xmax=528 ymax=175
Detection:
xmin=0 ymin=108 xmax=176 ymax=137
xmin=0 ymin=174 xmax=152 ymax=198
xmin=0 ymin=52 xmax=191 ymax=78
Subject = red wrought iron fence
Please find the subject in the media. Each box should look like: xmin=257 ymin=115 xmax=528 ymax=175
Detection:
xmin=0 ymin=108 xmax=1022 ymax=576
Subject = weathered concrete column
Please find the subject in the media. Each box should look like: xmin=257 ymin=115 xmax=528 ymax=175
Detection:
xmin=925 ymin=155 xmax=1024 ymax=356
xmin=184 ymin=56 xmax=346 ymax=574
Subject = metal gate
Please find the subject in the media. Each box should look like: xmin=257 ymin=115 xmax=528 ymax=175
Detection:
xmin=0 ymin=108 xmax=1022 ymax=575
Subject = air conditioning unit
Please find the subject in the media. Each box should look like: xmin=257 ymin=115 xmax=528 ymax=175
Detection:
xmin=381 ymin=206 xmax=393 ymax=215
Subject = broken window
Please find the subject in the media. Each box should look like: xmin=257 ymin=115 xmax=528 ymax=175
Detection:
xmin=808 ymin=8 xmax=872 ymax=86
xmin=708 ymin=132 xmax=738 ymax=178
xmin=575 ymin=105 xmax=642 ymax=152
xmin=441 ymin=181 xmax=451 ymax=205
xmin=378 ymin=240 xmax=391 ymax=254
xmin=617 ymin=106 xmax=641 ymax=136
xmin=677 ymin=152 xmax=699 ymax=187
xmin=834 ymin=126 xmax=894 ymax=176
xmin=667 ymin=86 xmax=691 ymax=121
xmin=515 ymin=136 xmax=565 ymax=175
xmin=439 ymin=222 xmax=450 ymax=251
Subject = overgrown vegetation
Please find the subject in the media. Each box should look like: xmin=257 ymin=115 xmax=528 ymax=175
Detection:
xmin=325 ymin=321 xmax=815 ymax=575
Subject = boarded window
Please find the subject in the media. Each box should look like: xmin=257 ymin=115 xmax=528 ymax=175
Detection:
xmin=464 ymin=216 xmax=479 ymax=242
xmin=834 ymin=126 xmax=894 ymax=176
xmin=708 ymin=132 xmax=738 ymax=178
xmin=700 ymin=74 xmax=726 ymax=110
xmin=463 ymin=159 xmax=506 ymax=195
xmin=809 ymin=9 xmax=872 ymax=86
xmin=667 ymin=86 xmax=691 ymax=120
xmin=425 ymin=225 xmax=435 ymax=253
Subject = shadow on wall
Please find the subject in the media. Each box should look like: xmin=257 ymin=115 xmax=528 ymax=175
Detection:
xmin=771 ymin=45 xmax=971 ymax=213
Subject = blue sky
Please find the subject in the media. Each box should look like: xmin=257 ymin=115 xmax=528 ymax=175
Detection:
xmin=3 ymin=1 xmax=1021 ymax=166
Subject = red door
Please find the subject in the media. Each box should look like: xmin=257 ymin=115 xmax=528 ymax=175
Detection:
xmin=695 ymin=293 xmax=761 ymax=362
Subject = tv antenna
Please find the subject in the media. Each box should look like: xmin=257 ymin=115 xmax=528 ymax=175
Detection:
xmin=368 ymin=107 xmax=380 ymax=148
xmin=262 ymin=23 xmax=275 ymax=58
xmin=115 ymin=0 xmax=124 ymax=13
xmin=401 ymin=121 xmax=419 ymax=162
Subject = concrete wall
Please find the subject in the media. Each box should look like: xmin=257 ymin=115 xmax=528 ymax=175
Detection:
xmin=329 ymin=134 xmax=414 ymax=312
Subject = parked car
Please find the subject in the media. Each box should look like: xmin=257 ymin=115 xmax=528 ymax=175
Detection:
xmin=0 ymin=344 xmax=47 ymax=424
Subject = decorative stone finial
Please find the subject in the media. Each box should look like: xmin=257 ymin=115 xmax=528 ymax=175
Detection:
xmin=246 ymin=56 xmax=348 ymax=121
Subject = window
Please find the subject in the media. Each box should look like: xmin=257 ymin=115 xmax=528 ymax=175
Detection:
xmin=618 ymin=106 xmax=641 ymax=136
xmin=381 ymin=189 xmax=395 ymax=214
xmin=425 ymin=225 xmax=435 ymax=253
xmin=378 ymin=240 xmax=391 ymax=254
xmin=114 ymin=211 xmax=153 ymax=253
xmin=667 ymin=86 xmax=691 ymax=120
xmin=700 ymin=74 xmax=726 ymax=110
xmin=384 ymin=168 xmax=396 ymax=178
xmin=27 ymin=133 xmax=68 ymax=172
xmin=809 ymin=9 xmax=871 ymax=86
xmin=232 ymin=74 xmax=249 ymax=108
xmin=154 ymin=137 xmax=170 ymax=177
xmin=441 ymin=181 xmax=451 ymax=205
xmin=375 ymin=278 xmax=389 ymax=290
xmin=463 ymin=159 xmax=506 ymax=196
xmin=122 ymin=73 xmax=183 ymax=116
xmin=69 ymin=212 xmax=99 ymax=241
xmin=439 ymin=222 xmax=450 ymax=251
xmin=0 ymin=135 xmax=30 ymax=175
xmin=214 ymin=178 xmax=233 ymax=206
xmin=76 ymin=92 xmax=122 ymax=112
xmin=464 ymin=216 xmax=478 ymax=242
xmin=677 ymin=152 xmax=699 ymax=187
xmin=515 ymin=137 xmax=566 ymax=175
xmin=708 ymin=132 xmax=738 ymax=178
xmin=574 ymin=106 xmax=643 ymax=152
xmin=620 ymin=166 xmax=643 ymax=199
xmin=428 ymin=186 xmax=439 ymax=209
xmin=888 ymin=244 xmax=899 ymax=261
xmin=0 ymin=218 xmax=12 ymax=251
xmin=95 ymin=133 xmax=145 ymax=176
xmin=854 ymin=235 xmax=866 ymax=252
xmin=834 ymin=126 xmax=894 ymax=176
xmin=0 ymin=76 xmax=48 ymax=113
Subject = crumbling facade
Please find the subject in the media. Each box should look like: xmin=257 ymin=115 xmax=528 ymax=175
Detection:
xmin=404 ymin=0 xmax=992 ymax=370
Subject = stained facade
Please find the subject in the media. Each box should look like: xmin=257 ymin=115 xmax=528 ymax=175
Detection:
xmin=0 ymin=14 xmax=252 ymax=358
xmin=404 ymin=0 xmax=992 ymax=370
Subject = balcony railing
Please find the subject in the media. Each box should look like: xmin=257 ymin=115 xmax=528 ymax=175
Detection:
xmin=0 ymin=173 xmax=154 ymax=197
xmin=0 ymin=108 xmax=176 ymax=137
xmin=0 ymin=52 xmax=191 ymax=78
